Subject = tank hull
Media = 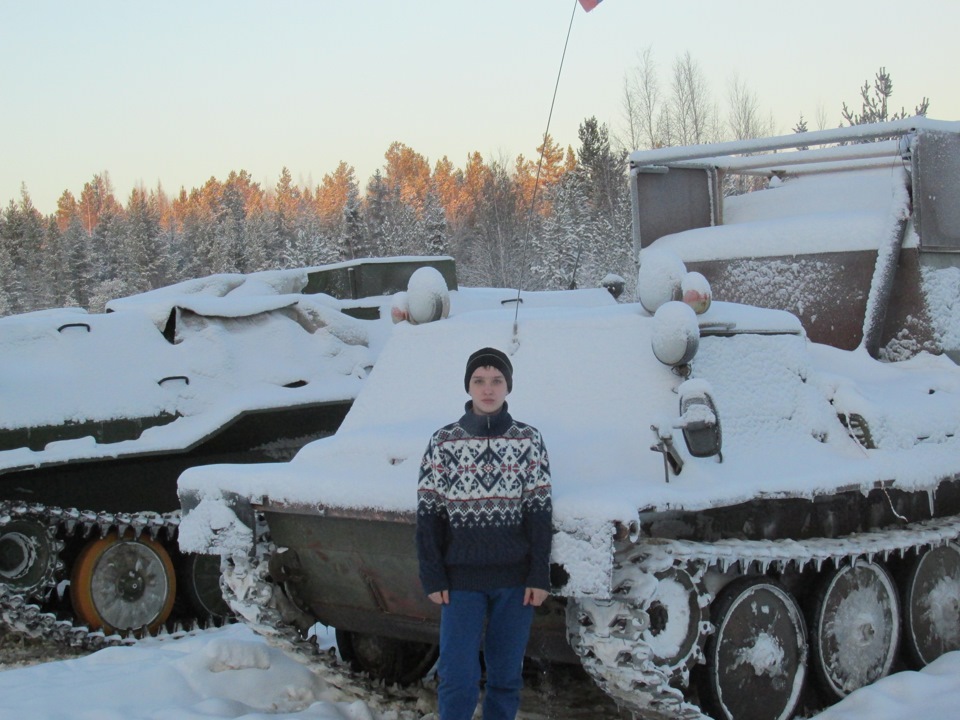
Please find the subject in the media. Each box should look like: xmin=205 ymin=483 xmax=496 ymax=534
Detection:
xmin=0 ymin=402 xmax=350 ymax=512
xmin=262 ymin=504 xmax=575 ymax=663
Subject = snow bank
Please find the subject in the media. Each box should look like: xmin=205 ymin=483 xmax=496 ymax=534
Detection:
xmin=0 ymin=625 xmax=356 ymax=720
xmin=812 ymin=650 xmax=960 ymax=720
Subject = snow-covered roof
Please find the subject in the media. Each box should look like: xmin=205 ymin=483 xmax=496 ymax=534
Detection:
xmin=649 ymin=166 xmax=912 ymax=261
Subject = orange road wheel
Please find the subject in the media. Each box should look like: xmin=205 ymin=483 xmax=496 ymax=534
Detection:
xmin=70 ymin=533 xmax=176 ymax=635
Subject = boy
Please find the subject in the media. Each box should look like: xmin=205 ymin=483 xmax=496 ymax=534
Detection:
xmin=417 ymin=347 xmax=553 ymax=720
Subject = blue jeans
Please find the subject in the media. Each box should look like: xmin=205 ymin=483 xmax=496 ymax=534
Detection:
xmin=438 ymin=586 xmax=534 ymax=720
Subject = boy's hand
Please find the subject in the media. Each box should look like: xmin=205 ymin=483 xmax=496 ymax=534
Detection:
xmin=524 ymin=588 xmax=549 ymax=606
xmin=428 ymin=590 xmax=450 ymax=604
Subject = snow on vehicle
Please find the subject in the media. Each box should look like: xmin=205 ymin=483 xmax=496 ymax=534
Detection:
xmin=178 ymin=119 xmax=960 ymax=720
xmin=630 ymin=116 xmax=960 ymax=363
xmin=0 ymin=256 xmax=453 ymax=645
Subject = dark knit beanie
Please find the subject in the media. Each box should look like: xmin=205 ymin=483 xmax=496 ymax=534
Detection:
xmin=464 ymin=347 xmax=513 ymax=393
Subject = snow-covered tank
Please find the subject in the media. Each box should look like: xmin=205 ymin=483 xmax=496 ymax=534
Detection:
xmin=0 ymin=256 xmax=454 ymax=646
xmin=177 ymin=119 xmax=960 ymax=720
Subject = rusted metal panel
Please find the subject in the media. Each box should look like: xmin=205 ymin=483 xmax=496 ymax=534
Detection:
xmin=266 ymin=512 xmax=430 ymax=617
xmin=685 ymin=238 xmax=938 ymax=355
xmin=687 ymin=251 xmax=876 ymax=350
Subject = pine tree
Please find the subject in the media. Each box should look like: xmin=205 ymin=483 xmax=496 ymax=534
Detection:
xmin=274 ymin=167 xmax=300 ymax=260
xmin=842 ymin=67 xmax=930 ymax=127
xmin=55 ymin=190 xmax=79 ymax=233
xmin=125 ymin=186 xmax=166 ymax=291
xmin=421 ymin=192 xmax=449 ymax=256
xmin=432 ymin=156 xmax=464 ymax=228
xmin=1 ymin=188 xmax=47 ymax=312
xmin=459 ymin=152 xmax=493 ymax=229
xmin=0 ymin=238 xmax=14 ymax=316
xmin=577 ymin=117 xmax=624 ymax=223
xmin=243 ymin=201 xmax=274 ymax=272
xmin=383 ymin=142 xmax=432 ymax=213
xmin=338 ymin=181 xmax=365 ymax=261
xmin=462 ymin=160 xmax=523 ymax=288
xmin=314 ymin=163 xmax=361 ymax=262
xmin=515 ymin=134 xmax=569 ymax=216
xmin=77 ymin=174 xmax=120 ymax=236
xmin=364 ymin=171 xmax=393 ymax=257
xmin=89 ymin=201 xmax=129 ymax=308
xmin=53 ymin=190 xmax=92 ymax=307
xmin=39 ymin=216 xmax=69 ymax=308
xmin=216 ymin=172 xmax=254 ymax=273
xmin=61 ymin=213 xmax=92 ymax=307
xmin=793 ymin=115 xmax=809 ymax=153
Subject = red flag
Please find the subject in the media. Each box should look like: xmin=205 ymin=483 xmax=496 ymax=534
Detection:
xmin=578 ymin=0 xmax=603 ymax=10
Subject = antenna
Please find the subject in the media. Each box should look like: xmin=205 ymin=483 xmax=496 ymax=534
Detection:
xmin=511 ymin=0 xmax=581 ymax=351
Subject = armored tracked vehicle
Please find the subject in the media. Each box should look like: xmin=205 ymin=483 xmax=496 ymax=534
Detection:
xmin=178 ymin=119 xmax=960 ymax=720
xmin=0 ymin=256 xmax=454 ymax=646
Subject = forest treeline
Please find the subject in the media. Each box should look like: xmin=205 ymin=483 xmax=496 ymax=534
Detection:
xmin=0 ymin=57 xmax=928 ymax=318
xmin=0 ymin=118 xmax=631 ymax=317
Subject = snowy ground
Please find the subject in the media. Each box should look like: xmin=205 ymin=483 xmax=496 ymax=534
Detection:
xmin=0 ymin=624 xmax=621 ymax=720
xmin=0 ymin=624 xmax=958 ymax=720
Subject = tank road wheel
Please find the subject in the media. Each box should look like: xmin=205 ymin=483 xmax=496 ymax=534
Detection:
xmin=810 ymin=560 xmax=900 ymax=701
xmin=901 ymin=543 xmax=960 ymax=668
xmin=641 ymin=566 xmax=709 ymax=678
xmin=336 ymin=630 xmax=439 ymax=686
xmin=179 ymin=553 xmax=231 ymax=620
xmin=70 ymin=533 xmax=176 ymax=635
xmin=0 ymin=519 xmax=62 ymax=598
xmin=700 ymin=576 xmax=807 ymax=720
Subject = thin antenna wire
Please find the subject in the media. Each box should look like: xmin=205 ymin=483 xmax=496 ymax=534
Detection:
xmin=511 ymin=0 xmax=580 ymax=344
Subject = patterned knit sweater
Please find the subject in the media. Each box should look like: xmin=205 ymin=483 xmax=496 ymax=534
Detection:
xmin=416 ymin=402 xmax=552 ymax=595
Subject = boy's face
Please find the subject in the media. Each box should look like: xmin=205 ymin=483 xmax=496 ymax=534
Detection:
xmin=468 ymin=366 xmax=509 ymax=416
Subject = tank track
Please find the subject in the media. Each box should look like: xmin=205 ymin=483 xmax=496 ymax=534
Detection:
xmin=0 ymin=500 xmax=199 ymax=650
xmin=568 ymin=514 xmax=960 ymax=720
xmin=219 ymin=534 xmax=320 ymax=659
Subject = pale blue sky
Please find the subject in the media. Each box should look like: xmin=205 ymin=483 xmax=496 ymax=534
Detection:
xmin=2 ymin=0 xmax=957 ymax=214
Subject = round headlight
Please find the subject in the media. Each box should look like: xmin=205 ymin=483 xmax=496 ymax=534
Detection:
xmin=637 ymin=249 xmax=686 ymax=314
xmin=652 ymin=301 xmax=700 ymax=366
xmin=407 ymin=267 xmax=450 ymax=325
